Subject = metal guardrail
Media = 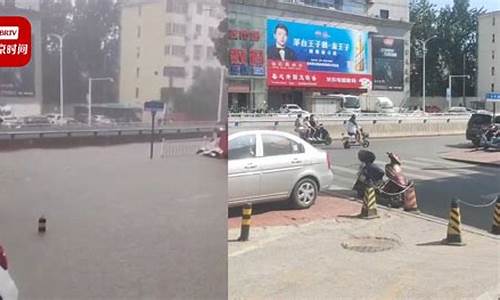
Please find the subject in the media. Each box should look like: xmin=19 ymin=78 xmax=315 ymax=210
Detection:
xmin=228 ymin=112 xmax=472 ymax=120
xmin=0 ymin=122 xmax=217 ymax=140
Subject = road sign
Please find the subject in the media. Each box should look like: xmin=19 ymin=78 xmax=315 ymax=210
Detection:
xmin=486 ymin=92 xmax=500 ymax=102
xmin=144 ymin=100 xmax=165 ymax=112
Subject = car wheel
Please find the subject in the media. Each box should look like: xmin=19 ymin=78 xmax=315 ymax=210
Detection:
xmin=291 ymin=178 xmax=318 ymax=209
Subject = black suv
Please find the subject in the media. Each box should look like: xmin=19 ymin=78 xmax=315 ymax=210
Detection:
xmin=466 ymin=113 xmax=500 ymax=146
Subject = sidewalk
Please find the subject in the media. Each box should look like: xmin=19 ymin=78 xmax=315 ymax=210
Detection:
xmin=228 ymin=196 xmax=500 ymax=299
xmin=441 ymin=148 xmax=500 ymax=167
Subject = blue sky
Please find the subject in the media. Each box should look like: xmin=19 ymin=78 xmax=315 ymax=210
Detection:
xmin=430 ymin=0 xmax=500 ymax=12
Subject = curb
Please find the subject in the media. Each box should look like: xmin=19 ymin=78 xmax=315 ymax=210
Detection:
xmin=323 ymin=190 xmax=500 ymax=240
xmin=440 ymin=155 xmax=500 ymax=168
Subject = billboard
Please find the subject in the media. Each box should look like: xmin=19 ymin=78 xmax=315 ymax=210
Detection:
xmin=266 ymin=18 xmax=371 ymax=89
xmin=0 ymin=55 xmax=35 ymax=97
xmin=228 ymin=19 xmax=265 ymax=77
xmin=372 ymin=36 xmax=404 ymax=91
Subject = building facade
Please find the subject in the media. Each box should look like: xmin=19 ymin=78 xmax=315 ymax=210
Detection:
xmin=228 ymin=0 xmax=412 ymax=113
xmin=0 ymin=3 xmax=43 ymax=116
xmin=119 ymin=0 xmax=224 ymax=108
xmin=478 ymin=11 xmax=500 ymax=112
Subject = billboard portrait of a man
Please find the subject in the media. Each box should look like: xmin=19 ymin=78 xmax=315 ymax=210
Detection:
xmin=267 ymin=23 xmax=297 ymax=62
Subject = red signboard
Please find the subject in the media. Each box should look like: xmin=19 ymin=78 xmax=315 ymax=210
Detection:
xmin=267 ymin=60 xmax=372 ymax=89
xmin=0 ymin=16 xmax=32 ymax=67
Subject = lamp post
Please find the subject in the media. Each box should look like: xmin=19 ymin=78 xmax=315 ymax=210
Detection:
xmin=448 ymin=74 xmax=470 ymax=108
xmin=416 ymin=35 xmax=437 ymax=112
xmin=48 ymin=33 xmax=67 ymax=118
xmin=88 ymin=77 xmax=114 ymax=126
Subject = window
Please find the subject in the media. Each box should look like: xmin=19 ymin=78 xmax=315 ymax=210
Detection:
xmin=493 ymin=34 xmax=496 ymax=43
xmin=137 ymin=26 xmax=141 ymax=38
xmin=206 ymin=47 xmax=214 ymax=60
xmin=135 ymin=87 xmax=139 ymax=98
xmin=163 ymin=66 xmax=186 ymax=77
xmin=164 ymin=45 xmax=170 ymax=55
xmin=229 ymin=135 xmax=256 ymax=160
xmin=172 ymin=45 xmax=186 ymax=57
xmin=138 ymin=5 xmax=142 ymax=16
xmin=262 ymin=135 xmax=304 ymax=157
xmin=136 ymin=67 xmax=140 ymax=78
xmin=195 ymin=24 xmax=202 ymax=36
xmin=209 ymin=6 xmax=217 ymax=17
xmin=492 ymin=66 xmax=495 ymax=76
xmin=194 ymin=45 xmax=203 ymax=60
xmin=166 ymin=0 xmax=188 ymax=13
xmin=380 ymin=9 xmax=389 ymax=19
xmin=166 ymin=23 xmax=187 ymax=36
xmin=197 ymin=3 xmax=203 ymax=14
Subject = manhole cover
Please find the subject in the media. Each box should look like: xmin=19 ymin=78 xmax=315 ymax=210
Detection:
xmin=341 ymin=236 xmax=401 ymax=253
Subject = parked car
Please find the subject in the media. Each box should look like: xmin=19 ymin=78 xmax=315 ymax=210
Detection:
xmin=279 ymin=104 xmax=303 ymax=114
xmin=46 ymin=113 xmax=62 ymax=125
xmin=19 ymin=116 xmax=51 ymax=128
xmin=466 ymin=112 xmax=500 ymax=146
xmin=0 ymin=116 xmax=21 ymax=129
xmin=92 ymin=115 xmax=115 ymax=125
xmin=0 ymin=245 xmax=18 ymax=300
xmin=228 ymin=130 xmax=334 ymax=209
xmin=447 ymin=106 xmax=474 ymax=114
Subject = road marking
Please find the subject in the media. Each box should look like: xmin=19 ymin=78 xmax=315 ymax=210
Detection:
xmin=404 ymin=159 xmax=481 ymax=176
xmin=413 ymin=157 xmax=470 ymax=167
xmin=413 ymin=157 xmax=497 ymax=175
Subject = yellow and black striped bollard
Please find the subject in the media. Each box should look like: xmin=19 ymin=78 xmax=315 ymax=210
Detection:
xmin=238 ymin=203 xmax=252 ymax=241
xmin=491 ymin=196 xmax=500 ymax=235
xmin=443 ymin=198 xmax=465 ymax=246
xmin=360 ymin=187 xmax=379 ymax=219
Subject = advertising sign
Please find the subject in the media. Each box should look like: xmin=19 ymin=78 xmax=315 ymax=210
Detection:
xmin=0 ymin=16 xmax=32 ymax=67
xmin=266 ymin=18 xmax=371 ymax=89
xmin=486 ymin=92 xmax=500 ymax=102
xmin=372 ymin=36 xmax=404 ymax=91
xmin=0 ymin=47 xmax=35 ymax=97
xmin=228 ymin=25 xmax=265 ymax=77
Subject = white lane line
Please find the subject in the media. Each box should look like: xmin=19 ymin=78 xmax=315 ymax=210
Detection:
xmin=331 ymin=165 xmax=357 ymax=175
xmin=404 ymin=159 xmax=480 ymax=176
xmin=413 ymin=157 xmax=497 ymax=175
xmin=374 ymin=160 xmax=434 ymax=180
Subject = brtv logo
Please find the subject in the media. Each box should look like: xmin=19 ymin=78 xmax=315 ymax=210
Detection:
xmin=0 ymin=16 xmax=32 ymax=67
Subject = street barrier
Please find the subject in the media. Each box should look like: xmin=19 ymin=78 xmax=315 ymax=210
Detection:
xmin=38 ymin=215 xmax=46 ymax=234
xmin=491 ymin=196 xmax=500 ymax=235
xmin=238 ymin=203 xmax=252 ymax=242
xmin=443 ymin=199 xmax=465 ymax=246
xmin=360 ymin=187 xmax=379 ymax=219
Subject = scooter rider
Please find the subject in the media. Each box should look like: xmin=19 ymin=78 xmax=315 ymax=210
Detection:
xmin=309 ymin=114 xmax=319 ymax=139
xmin=345 ymin=114 xmax=360 ymax=142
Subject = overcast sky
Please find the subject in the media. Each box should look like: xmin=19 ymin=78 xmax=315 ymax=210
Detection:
xmin=429 ymin=0 xmax=500 ymax=12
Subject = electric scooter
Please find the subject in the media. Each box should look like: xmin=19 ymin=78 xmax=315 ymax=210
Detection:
xmin=342 ymin=128 xmax=370 ymax=149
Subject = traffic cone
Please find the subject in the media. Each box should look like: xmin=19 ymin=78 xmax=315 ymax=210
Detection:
xmin=403 ymin=182 xmax=420 ymax=213
xmin=443 ymin=199 xmax=465 ymax=246
xmin=491 ymin=196 xmax=500 ymax=235
xmin=238 ymin=203 xmax=252 ymax=241
xmin=38 ymin=215 xmax=46 ymax=234
xmin=359 ymin=187 xmax=379 ymax=219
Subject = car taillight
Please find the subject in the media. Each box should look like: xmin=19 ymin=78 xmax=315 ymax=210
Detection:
xmin=0 ymin=245 xmax=7 ymax=270
xmin=326 ymin=152 xmax=332 ymax=170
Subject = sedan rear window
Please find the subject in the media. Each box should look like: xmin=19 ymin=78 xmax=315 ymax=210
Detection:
xmin=262 ymin=134 xmax=304 ymax=156
xmin=229 ymin=135 xmax=256 ymax=160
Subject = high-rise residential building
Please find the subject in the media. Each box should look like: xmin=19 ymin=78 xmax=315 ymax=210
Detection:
xmin=119 ymin=0 xmax=224 ymax=108
xmin=478 ymin=10 xmax=500 ymax=112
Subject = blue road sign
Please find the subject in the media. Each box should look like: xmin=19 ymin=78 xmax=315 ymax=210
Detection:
xmin=486 ymin=92 xmax=500 ymax=102
xmin=144 ymin=100 xmax=165 ymax=112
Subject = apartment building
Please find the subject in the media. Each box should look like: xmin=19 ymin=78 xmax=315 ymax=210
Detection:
xmin=119 ymin=0 xmax=224 ymax=107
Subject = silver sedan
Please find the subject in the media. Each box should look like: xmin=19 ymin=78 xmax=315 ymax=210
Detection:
xmin=228 ymin=130 xmax=334 ymax=209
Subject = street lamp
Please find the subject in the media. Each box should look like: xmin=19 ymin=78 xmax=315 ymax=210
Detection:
xmin=416 ymin=35 xmax=437 ymax=112
xmin=48 ymin=33 xmax=67 ymax=118
xmin=448 ymin=74 xmax=470 ymax=108
xmin=88 ymin=77 xmax=114 ymax=126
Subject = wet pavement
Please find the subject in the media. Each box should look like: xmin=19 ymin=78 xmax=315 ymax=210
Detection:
xmin=0 ymin=141 xmax=227 ymax=300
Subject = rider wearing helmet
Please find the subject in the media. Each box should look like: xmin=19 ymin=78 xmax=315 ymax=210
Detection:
xmin=346 ymin=114 xmax=360 ymax=142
